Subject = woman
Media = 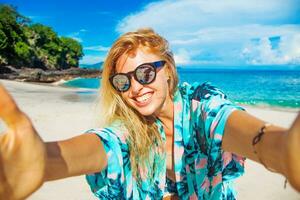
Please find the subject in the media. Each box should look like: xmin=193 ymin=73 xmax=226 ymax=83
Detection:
xmin=0 ymin=28 xmax=299 ymax=200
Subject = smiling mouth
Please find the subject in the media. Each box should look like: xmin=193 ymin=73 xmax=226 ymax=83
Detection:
xmin=134 ymin=92 xmax=153 ymax=105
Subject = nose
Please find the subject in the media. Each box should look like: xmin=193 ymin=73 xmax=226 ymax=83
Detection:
xmin=130 ymin=76 xmax=143 ymax=95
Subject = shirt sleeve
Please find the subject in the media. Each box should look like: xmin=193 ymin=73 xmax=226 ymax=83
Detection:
xmin=85 ymin=128 xmax=126 ymax=199
xmin=192 ymin=82 xmax=245 ymax=181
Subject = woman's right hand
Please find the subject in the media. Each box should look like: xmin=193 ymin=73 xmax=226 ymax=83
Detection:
xmin=0 ymin=84 xmax=46 ymax=200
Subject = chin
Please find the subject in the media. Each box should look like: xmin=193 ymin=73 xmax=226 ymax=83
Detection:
xmin=135 ymin=106 xmax=157 ymax=117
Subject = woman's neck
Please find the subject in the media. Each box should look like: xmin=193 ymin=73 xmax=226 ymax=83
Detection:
xmin=156 ymin=95 xmax=174 ymax=136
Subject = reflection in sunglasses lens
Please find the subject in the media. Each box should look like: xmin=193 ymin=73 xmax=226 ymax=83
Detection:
xmin=113 ymin=74 xmax=130 ymax=91
xmin=136 ymin=65 xmax=155 ymax=84
xmin=111 ymin=61 xmax=162 ymax=92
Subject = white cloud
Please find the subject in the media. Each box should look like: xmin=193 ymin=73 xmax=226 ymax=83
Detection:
xmin=67 ymin=29 xmax=88 ymax=43
xmin=84 ymin=45 xmax=110 ymax=52
xmin=67 ymin=32 xmax=83 ymax=42
xmin=80 ymin=55 xmax=105 ymax=65
xmin=242 ymin=33 xmax=300 ymax=65
xmin=171 ymin=24 xmax=300 ymax=65
xmin=27 ymin=15 xmax=52 ymax=21
xmin=116 ymin=0 xmax=300 ymax=66
xmin=173 ymin=48 xmax=192 ymax=65
xmin=117 ymin=0 xmax=299 ymax=34
xmin=70 ymin=36 xmax=83 ymax=43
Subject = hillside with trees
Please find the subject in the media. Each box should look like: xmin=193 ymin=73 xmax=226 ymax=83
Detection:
xmin=0 ymin=4 xmax=101 ymax=82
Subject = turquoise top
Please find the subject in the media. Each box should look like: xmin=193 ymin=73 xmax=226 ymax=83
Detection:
xmin=86 ymin=82 xmax=245 ymax=199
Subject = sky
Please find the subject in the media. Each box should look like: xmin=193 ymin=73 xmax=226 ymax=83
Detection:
xmin=1 ymin=0 xmax=300 ymax=67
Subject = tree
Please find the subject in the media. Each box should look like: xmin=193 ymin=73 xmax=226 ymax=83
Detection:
xmin=0 ymin=4 xmax=31 ymax=67
xmin=29 ymin=24 xmax=61 ymax=69
xmin=0 ymin=4 xmax=84 ymax=70
xmin=59 ymin=37 xmax=84 ymax=69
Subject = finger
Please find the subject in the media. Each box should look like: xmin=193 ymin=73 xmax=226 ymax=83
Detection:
xmin=290 ymin=112 xmax=300 ymax=134
xmin=0 ymin=151 xmax=14 ymax=197
xmin=0 ymin=84 xmax=24 ymax=126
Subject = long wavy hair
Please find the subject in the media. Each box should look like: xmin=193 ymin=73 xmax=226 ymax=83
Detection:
xmin=97 ymin=28 xmax=179 ymax=182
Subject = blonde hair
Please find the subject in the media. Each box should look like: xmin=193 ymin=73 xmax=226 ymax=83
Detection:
xmin=98 ymin=28 xmax=178 ymax=182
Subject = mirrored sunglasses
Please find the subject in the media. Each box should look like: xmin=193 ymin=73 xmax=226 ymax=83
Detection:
xmin=109 ymin=60 xmax=166 ymax=92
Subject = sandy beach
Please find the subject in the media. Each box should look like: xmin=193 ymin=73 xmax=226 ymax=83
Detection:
xmin=0 ymin=79 xmax=299 ymax=200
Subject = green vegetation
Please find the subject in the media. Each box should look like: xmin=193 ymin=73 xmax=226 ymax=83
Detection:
xmin=0 ymin=4 xmax=84 ymax=70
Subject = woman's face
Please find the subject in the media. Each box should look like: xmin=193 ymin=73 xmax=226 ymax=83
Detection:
xmin=115 ymin=47 xmax=171 ymax=117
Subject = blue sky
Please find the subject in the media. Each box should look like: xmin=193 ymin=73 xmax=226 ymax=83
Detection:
xmin=1 ymin=0 xmax=300 ymax=67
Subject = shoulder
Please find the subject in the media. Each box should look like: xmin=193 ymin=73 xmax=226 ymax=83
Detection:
xmin=178 ymin=81 xmax=227 ymax=102
xmin=85 ymin=121 xmax=129 ymax=146
xmin=177 ymin=82 xmax=244 ymax=116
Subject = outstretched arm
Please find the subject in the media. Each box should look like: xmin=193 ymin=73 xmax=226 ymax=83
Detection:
xmin=45 ymin=133 xmax=107 ymax=181
xmin=222 ymin=110 xmax=300 ymax=191
xmin=0 ymin=84 xmax=107 ymax=199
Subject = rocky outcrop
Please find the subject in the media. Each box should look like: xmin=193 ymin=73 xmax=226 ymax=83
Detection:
xmin=0 ymin=66 xmax=102 ymax=83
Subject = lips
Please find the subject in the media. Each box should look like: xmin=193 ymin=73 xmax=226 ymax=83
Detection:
xmin=133 ymin=92 xmax=153 ymax=107
xmin=136 ymin=93 xmax=152 ymax=102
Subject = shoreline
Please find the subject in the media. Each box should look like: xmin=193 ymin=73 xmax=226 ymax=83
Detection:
xmin=0 ymin=65 xmax=101 ymax=83
xmin=241 ymin=104 xmax=299 ymax=114
xmin=58 ymin=78 xmax=300 ymax=113
xmin=2 ymin=79 xmax=299 ymax=113
xmin=0 ymin=79 xmax=299 ymax=199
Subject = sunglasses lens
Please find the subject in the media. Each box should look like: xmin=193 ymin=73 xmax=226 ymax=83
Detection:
xmin=112 ymin=74 xmax=130 ymax=91
xmin=136 ymin=65 xmax=155 ymax=84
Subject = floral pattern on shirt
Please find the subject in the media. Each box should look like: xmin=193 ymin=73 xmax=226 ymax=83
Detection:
xmin=86 ymin=82 xmax=245 ymax=199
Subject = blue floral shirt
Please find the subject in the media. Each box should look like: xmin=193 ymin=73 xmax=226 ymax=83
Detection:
xmin=86 ymin=82 xmax=245 ymax=199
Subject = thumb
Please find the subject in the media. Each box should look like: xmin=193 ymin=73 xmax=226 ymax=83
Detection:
xmin=0 ymin=84 xmax=24 ymax=127
xmin=289 ymin=112 xmax=300 ymax=134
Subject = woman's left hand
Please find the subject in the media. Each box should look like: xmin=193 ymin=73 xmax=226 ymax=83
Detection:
xmin=223 ymin=110 xmax=300 ymax=192
xmin=284 ymin=113 xmax=300 ymax=191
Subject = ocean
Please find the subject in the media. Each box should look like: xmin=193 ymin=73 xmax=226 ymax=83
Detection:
xmin=64 ymin=68 xmax=300 ymax=109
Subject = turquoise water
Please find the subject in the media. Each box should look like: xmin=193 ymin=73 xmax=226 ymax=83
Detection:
xmin=64 ymin=78 xmax=100 ymax=88
xmin=64 ymin=68 xmax=300 ymax=109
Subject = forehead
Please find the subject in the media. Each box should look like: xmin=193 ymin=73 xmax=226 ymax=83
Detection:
xmin=115 ymin=47 xmax=161 ymax=73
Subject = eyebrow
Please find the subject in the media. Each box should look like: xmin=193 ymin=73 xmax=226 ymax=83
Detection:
xmin=116 ymin=61 xmax=147 ymax=74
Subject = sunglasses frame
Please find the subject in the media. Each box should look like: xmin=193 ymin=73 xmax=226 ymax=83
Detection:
xmin=110 ymin=60 xmax=166 ymax=92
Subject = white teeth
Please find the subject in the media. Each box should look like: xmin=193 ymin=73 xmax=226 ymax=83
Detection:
xmin=136 ymin=93 xmax=152 ymax=102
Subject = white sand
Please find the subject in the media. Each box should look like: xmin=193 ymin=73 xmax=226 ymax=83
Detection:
xmin=0 ymin=79 xmax=299 ymax=200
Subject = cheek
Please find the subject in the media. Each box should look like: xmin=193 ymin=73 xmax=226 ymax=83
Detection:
xmin=155 ymin=73 xmax=169 ymax=92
